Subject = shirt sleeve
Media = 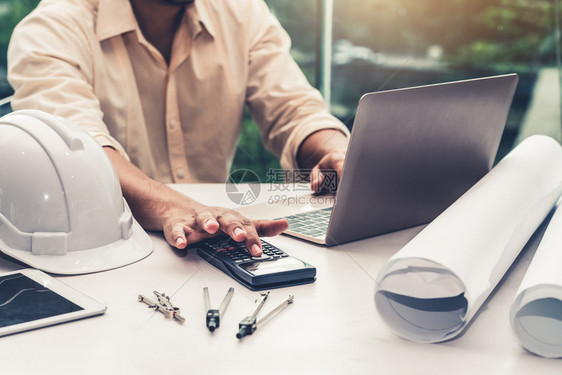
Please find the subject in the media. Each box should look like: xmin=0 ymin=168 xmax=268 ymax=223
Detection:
xmin=7 ymin=4 xmax=130 ymax=160
xmin=244 ymin=0 xmax=349 ymax=171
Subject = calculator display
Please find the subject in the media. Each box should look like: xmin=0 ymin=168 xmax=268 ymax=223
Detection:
xmin=241 ymin=257 xmax=307 ymax=276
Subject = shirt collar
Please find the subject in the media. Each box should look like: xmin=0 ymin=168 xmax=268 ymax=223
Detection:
xmin=191 ymin=1 xmax=216 ymax=39
xmin=95 ymin=0 xmax=215 ymax=42
xmin=96 ymin=0 xmax=137 ymax=42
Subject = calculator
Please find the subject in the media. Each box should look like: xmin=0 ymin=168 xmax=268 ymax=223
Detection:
xmin=193 ymin=237 xmax=316 ymax=290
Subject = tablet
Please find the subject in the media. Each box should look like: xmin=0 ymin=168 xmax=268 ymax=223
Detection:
xmin=0 ymin=269 xmax=106 ymax=337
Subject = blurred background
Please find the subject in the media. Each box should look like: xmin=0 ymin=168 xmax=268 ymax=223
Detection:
xmin=1 ymin=0 xmax=561 ymax=181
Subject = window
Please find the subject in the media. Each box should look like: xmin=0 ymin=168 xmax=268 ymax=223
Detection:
xmin=264 ymin=0 xmax=562 ymax=167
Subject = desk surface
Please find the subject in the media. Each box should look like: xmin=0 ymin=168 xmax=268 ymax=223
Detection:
xmin=0 ymin=184 xmax=559 ymax=374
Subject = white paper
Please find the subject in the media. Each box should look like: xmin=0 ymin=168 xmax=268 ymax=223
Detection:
xmin=510 ymin=202 xmax=562 ymax=358
xmin=374 ymin=135 xmax=562 ymax=343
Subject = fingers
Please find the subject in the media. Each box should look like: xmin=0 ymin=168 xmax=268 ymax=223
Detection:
xmin=310 ymin=150 xmax=346 ymax=192
xmin=165 ymin=222 xmax=190 ymax=249
xmin=243 ymin=225 xmax=263 ymax=257
xmin=238 ymin=219 xmax=290 ymax=256
xmin=163 ymin=210 xmax=220 ymax=249
xmin=215 ymin=213 xmax=263 ymax=256
xmin=253 ymin=219 xmax=289 ymax=237
xmin=216 ymin=213 xmax=247 ymax=241
xmin=162 ymin=206 xmax=286 ymax=257
xmin=194 ymin=211 xmax=220 ymax=234
xmin=310 ymin=166 xmax=324 ymax=192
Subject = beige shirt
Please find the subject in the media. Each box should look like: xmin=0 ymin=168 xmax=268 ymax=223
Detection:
xmin=8 ymin=0 xmax=348 ymax=183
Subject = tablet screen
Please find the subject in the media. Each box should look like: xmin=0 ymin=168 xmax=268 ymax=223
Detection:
xmin=0 ymin=272 xmax=83 ymax=328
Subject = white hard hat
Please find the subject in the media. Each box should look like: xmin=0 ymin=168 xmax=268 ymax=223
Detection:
xmin=0 ymin=110 xmax=152 ymax=274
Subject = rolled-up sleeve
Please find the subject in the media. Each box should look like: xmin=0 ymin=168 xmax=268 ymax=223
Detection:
xmin=7 ymin=5 xmax=129 ymax=159
xmin=244 ymin=0 xmax=349 ymax=171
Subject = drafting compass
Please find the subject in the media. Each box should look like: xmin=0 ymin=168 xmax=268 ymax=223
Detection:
xmin=236 ymin=291 xmax=294 ymax=339
xmin=203 ymin=287 xmax=235 ymax=332
xmin=138 ymin=291 xmax=185 ymax=324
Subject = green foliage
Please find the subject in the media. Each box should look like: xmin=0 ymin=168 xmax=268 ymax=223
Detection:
xmin=268 ymin=0 xmax=557 ymax=70
xmin=448 ymin=0 xmax=556 ymax=69
xmin=266 ymin=0 xmax=317 ymax=52
xmin=238 ymin=0 xmax=561 ymax=176
xmin=0 ymin=0 xmax=40 ymax=65
xmin=231 ymin=117 xmax=281 ymax=182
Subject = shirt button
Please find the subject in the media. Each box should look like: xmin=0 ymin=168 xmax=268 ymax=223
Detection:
xmin=169 ymin=119 xmax=177 ymax=129
xmin=177 ymin=169 xmax=185 ymax=179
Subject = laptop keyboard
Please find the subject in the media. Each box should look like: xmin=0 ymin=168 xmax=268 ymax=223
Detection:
xmin=281 ymin=207 xmax=333 ymax=239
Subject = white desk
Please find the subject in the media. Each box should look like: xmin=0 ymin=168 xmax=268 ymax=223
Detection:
xmin=0 ymin=184 xmax=559 ymax=374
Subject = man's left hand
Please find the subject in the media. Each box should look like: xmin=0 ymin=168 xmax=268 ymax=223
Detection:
xmin=310 ymin=149 xmax=347 ymax=192
xmin=297 ymin=129 xmax=349 ymax=193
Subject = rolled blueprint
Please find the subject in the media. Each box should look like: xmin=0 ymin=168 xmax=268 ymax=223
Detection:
xmin=510 ymin=202 xmax=562 ymax=358
xmin=374 ymin=135 xmax=562 ymax=343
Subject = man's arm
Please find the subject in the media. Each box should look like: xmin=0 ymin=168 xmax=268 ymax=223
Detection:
xmin=297 ymin=129 xmax=348 ymax=192
xmin=104 ymin=147 xmax=287 ymax=256
xmin=243 ymin=0 xmax=349 ymax=190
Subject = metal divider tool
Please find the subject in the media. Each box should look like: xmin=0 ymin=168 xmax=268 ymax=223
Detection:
xmin=138 ymin=291 xmax=185 ymax=324
xmin=236 ymin=292 xmax=295 ymax=339
xmin=203 ymin=287 xmax=235 ymax=332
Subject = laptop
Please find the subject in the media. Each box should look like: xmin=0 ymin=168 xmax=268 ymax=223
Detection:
xmin=239 ymin=74 xmax=519 ymax=246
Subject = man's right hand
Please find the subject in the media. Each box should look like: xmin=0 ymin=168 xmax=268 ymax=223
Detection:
xmin=161 ymin=202 xmax=288 ymax=256
xmin=104 ymin=147 xmax=287 ymax=256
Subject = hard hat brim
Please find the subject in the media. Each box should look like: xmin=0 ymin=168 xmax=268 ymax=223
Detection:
xmin=0 ymin=220 xmax=153 ymax=275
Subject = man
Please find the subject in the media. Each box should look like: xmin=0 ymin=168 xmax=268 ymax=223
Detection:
xmin=8 ymin=0 xmax=349 ymax=256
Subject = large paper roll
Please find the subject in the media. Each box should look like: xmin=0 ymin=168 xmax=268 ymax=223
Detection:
xmin=374 ymin=135 xmax=562 ymax=343
xmin=510 ymin=202 xmax=562 ymax=358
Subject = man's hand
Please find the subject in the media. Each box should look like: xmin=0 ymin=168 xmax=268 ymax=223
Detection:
xmin=309 ymin=149 xmax=346 ymax=193
xmin=161 ymin=202 xmax=288 ymax=255
xmin=104 ymin=147 xmax=287 ymax=256
xmin=297 ymin=129 xmax=349 ymax=193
